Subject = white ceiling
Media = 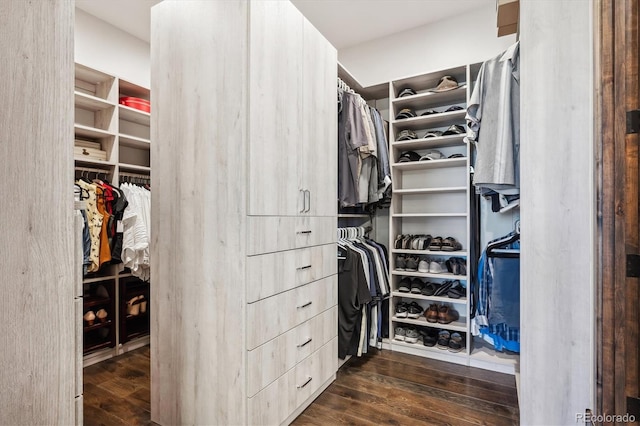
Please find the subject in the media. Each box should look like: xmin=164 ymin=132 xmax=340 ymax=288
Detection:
xmin=76 ymin=0 xmax=494 ymax=50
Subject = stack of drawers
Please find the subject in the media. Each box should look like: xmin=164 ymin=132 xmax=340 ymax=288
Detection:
xmin=246 ymin=217 xmax=338 ymax=424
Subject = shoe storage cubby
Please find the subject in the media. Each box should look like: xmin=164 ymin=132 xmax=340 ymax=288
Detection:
xmin=82 ymin=279 xmax=117 ymax=355
xmin=74 ymin=63 xmax=152 ymax=364
xmin=119 ymin=276 xmax=150 ymax=344
xmin=388 ymin=63 xmax=481 ymax=364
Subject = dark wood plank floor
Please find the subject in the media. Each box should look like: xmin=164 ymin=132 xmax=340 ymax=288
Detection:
xmin=84 ymin=346 xmax=519 ymax=425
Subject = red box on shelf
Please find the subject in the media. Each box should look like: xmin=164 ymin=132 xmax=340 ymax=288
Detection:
xmin=119 ymin=96 xmax=150 ymax=113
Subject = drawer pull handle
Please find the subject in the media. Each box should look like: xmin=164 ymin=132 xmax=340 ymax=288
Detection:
xmin=296 ymin=265 xmax=312 ymax=270
xmin=297 ymin=337 xmax=313 ymax=348
xmin=297 ymin=230 xmax=312 ymax=235
xmin=297 ymin=301 xmax=312 ymax=309
xmin=297 ymin=376 xmax=312 ymax=389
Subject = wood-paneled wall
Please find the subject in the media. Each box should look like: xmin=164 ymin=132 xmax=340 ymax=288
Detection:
xmin=0 ymin=1 xmax=75 ymax=424
xmin=520 ymin=1 xmax=595 ymax=424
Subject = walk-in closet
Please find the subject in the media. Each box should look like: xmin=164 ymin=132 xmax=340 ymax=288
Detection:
xmin=2 ymin=0 xmax=623 ymax=425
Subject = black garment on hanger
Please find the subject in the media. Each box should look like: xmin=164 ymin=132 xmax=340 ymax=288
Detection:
xmin=337 ymin=245 xmax=371 ymax=359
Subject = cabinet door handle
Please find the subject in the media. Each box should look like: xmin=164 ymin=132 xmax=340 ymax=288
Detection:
xmin=301 ymin=189 xmax=310 ymax=213
xmin=297 ymin=301 xmax=312 ymax=309
xmin=296 ymin=265 xmax=312 ymax=270
xmin=297 ymin=337 xmax=313 ymax=348
xmin=297 ymin=376 xmax=312 ymax=389
xmin=299 ymin=189 xmax=305 ymax=213
xmin=296 ymin=230 xmax=312 ymax=235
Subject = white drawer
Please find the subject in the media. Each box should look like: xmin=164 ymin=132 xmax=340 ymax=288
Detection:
xmin=246 ymin=244 xmax=337 ymax=302
xmin=247 ymin=216 xmax=336 ymax=255
xmin=247 ymin=337 xmax=337 ymax=426
xmin=247 ymin=306 xmax=337 ymax=397
xmin=246 ymin=275 xmax=336 ymax=350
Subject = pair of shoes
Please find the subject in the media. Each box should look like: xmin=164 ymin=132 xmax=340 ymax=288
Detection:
xmin=83 ymin=309 xmax=108 ymax=325
xmin=394 ymin=326 xmax=419 ymax=343
xmin=437 ymin=305 xmax=460 ymax=324
xmin=395 ymin=234 xmax=432 ymax=250
xmin=446 ymin=281 xmax=465 ymax=299
xmin=445 ymin=257 xmax=467 ymax=275
xmin=441 ymin=237 xmax=463 ymax=252
xmin=429 ymin=236 xmax=443 ymax=250
xmin=424 ymin=304 xmax=460 ymax=324
xmin=127 ymin=295 xmax=147 ymax=316
xmin=397 ymin=277 xmax=411 ymax=293
xmin=410 ymin=279 xmax=423 ymax=294
xmin=419 ymin=328 xmax=438 ymax=347
xmin=436 ymin=331 xmax=466 ymax=352
xmin=405 ymin=257 xmax=419 ymax=271
xmin=428 ymin=260 xmax=447 ymax=274
xmin=396 ymin=301 xmax=423 ymax=319
xmin=432 ymin=281 xmax=453 ymax=296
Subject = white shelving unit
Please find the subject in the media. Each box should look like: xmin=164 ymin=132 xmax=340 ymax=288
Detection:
xmin=386 ymin=63 xmax=517 ymax=373
xmin=74 ymin=63 xmax=151 ymax=365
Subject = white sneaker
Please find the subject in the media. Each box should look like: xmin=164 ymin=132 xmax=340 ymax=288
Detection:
xmin=429 ymin=261 xmax=446 ymax=274
xmin=418 ymin=260 xmax=429 ymax=272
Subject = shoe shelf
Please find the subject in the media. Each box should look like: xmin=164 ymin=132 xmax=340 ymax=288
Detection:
xmin=391 ymin=212 xmax=467 ymax=218
xmin=391 ymin=249 xmax=468 ymax=257
xmin=83 ymin=295 xmax=111 ymax=308
xmin=391 ymin=86 xmax=467 ymax=111
xmin=392 ymin=270 xmax=467 ymax=280
xmin=392 ymin=135 xmax=465 ymax=151
xmin=388 ymin=63 xmax=480 ymax=369
xmin=392 ymin=291 xmax=467 ymax=304
xmin=392 ymin=110 xmax=466 ymax=131
xmin=83 ymin=319 xmax=112 ymax=333
xmin=391 ymin=316 xmax=467 ymax=333
xmin=83 ymin=274 xmax=118 ymax=284
xmin=83 ymin=340 xmax=114 ymax=355
xmin=391 ymin=158 xmax=467 ymax=171
xmin=391 ymin=339 xmax=468 ymax=356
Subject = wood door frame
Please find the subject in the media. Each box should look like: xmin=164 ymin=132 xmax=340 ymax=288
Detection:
xmin=597 ymin=0 xmax=640 ymax=419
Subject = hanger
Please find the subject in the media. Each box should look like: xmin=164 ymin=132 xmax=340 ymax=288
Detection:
xmin=487 ymin=231 xmax=520 ymax=258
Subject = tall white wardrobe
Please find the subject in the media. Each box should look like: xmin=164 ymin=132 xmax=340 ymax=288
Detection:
xmin=150 ymin=1 xmax=338 ymax=424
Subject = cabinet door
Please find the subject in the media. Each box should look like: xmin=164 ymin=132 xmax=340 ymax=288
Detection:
xmin=248 ymin=1 xmax=304 ymax=216
xmin=301 ymin=19 xmax=338 ymax=217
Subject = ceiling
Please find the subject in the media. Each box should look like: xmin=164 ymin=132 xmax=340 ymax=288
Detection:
xmin=75 ymin=0 xmax=494 ymax=50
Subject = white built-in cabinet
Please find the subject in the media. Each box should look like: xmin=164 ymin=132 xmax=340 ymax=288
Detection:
xmin=151 ymin=1 xmax=337 ymax=425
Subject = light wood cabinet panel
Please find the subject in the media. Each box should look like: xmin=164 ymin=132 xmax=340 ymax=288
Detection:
xmin=248 ymin=0 xmax=304 ymax=216
xmin=248 ymin=337 xmax=337 ymax=426
xmin=247 ymin=216 xmax=337 ymax=255
xmin=246 ymin=275 xmax=337 ymax=350
xmin=301 ymin=18 xmax=338 ymax=217
xmin=0 ymin=1 xmax=75 ymax=424
xmin=247 ymin=306 xmax=337 ymax=397
xmin=152 ymin=1 xmax=337 ymax=423
xmin=247 ymin=244 xmax=337 ymax=302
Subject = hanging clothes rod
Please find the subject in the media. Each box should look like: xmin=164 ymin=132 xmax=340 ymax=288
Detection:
xmin=119 ymin=171 xmax=151 ymax=179
xmin=74 ymin=166 xmax=112 ymax=174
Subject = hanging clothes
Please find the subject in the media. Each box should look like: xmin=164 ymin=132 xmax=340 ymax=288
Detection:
xmin=337 ymin=80 xmax=391 ymax=209
xmin=337 ymin=228 xmax=390 ymax=359
xmin=120 ymin=182 xmax=151 ymax=281
xmin=466 ymin=41 xmax=520 ymax=197
xmin=472 ymin=231 xmax=520 ymax=352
